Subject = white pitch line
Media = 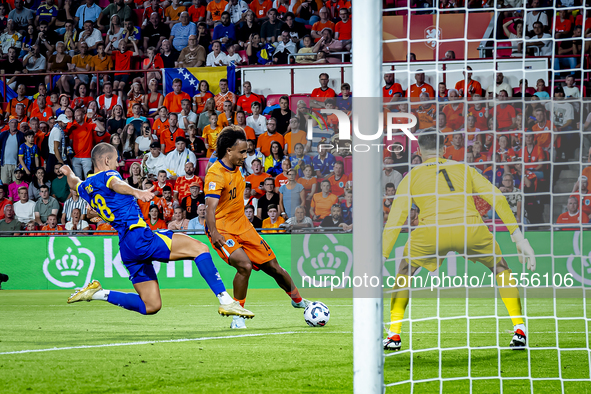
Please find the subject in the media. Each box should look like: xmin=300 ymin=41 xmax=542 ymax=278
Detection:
xmin=0 ymin=331 xmax=351 ymax=356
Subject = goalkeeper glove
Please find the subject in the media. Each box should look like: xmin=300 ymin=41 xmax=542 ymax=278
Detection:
xmin=510 ymin=229 xmax=536 ymax=272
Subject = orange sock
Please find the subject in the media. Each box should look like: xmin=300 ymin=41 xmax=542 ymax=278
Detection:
xmin=286 ymin=288 xmax=302 ymax=303
xmin=233 ymin=298 xmax=245 ymax=307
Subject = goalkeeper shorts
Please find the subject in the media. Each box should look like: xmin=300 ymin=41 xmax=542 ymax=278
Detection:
xmin=404 ymin=217 xmax=502 ymax=272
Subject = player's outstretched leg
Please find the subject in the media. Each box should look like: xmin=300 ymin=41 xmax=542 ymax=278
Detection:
xmin=493 ymin=259 xmax=526 ymax=349
xmin=68 ymin=280 xmax=161 ymax=315
xmin=169 ymin=233 xmax=254 ymax=319
xmin=258 ymin=258 xmax=310 ymax=308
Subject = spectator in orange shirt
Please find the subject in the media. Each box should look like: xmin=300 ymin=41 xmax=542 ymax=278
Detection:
xmin=152 ymin=106 xmax=170 ymax=138
xmin=334 ymin=7 xmax=351 ymax=41
xmin=41 ymin=214 xmax=66 ymax=235
xmin=407 ymin=70 xmax=435 ymax=102
xmin=202 ymin=112 xmax=223 ymax=157
xmin=250 ymin=0 xmax=273 ymax=20
xmin=160 ymin=186 xmax=178 ymax=222
xmin=261 ymin=204 xmax=286 ymax=233
xmin=217 ymin=100 xmax=235 ymax=128
xmin=327 ymin=160 xmax=349 ymax=197
xmin=530 ymin=106 xmax=552 ymax=150
xmin=492 ymin=90 xmax=517 ymax=131
xmin=257 ymin=117 xmax=284 ymax=157
xmin=310 ymin=179 xmax=339 ymax=220
xmin=311 ymin=8 xmax=334 ymax=42
xmin=571 ymin=176 xmax=591 ymax=221
xmin=30 ymin=95 xmax=53 ymax=123
xmin=442 ymin=89 xmax=465 ymax=131
xmin=444 ymin=133 xmax=465 ymax=162
xmin=236 ymin=81 xmax=262 ymax=114
xmin=160 ymin=113 xmax=185 ymax=154
xmin=383 ymin=72 xmax=403 ymax=102
xmin=310 ymin=72 xmax=336 ymax=108
xmin=284 ymin=117 xmax=310 ymax=154
xmin=246 ymin=158 xmax=268 ymax=197
xmin=522 ymin=134 xmax=545 ymax=174
xmin=151 ymin=171 xmax=172 ymax=196
xmin=214 ymin=78 xmax=237 ymax=111
xmin=454 ymin=66 xmax=483 ymax=98
xmin=556 ymin=196 xmax=589 ymax=230
xmin=147 ymin=205 xmax=168 ymax=230
xmin=174 ymin=161 xmax=203 ymax=202
xmin=206 ymin=0 xmax=228 ymax=25
xmin=163 ymin=78 xmax=192 ymax=114
xmin=235 ymin=111 xmax=256 ymax=140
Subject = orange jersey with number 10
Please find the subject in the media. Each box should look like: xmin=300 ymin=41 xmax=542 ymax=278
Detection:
xmin=205 ymin=159 xmax=251 ymax=235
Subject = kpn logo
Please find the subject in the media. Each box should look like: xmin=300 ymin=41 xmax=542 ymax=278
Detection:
xmin=43 ymin=237 xmax=95 ymax=288
xmin=297 ymin=234 xmax=352 ymax=288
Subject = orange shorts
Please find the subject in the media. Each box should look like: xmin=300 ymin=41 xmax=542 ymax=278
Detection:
xmin=207 ymin=225 xmax=276 ymax=268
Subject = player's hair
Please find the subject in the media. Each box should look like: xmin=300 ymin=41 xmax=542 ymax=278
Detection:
xmin=91 ymin=142 xmax=117 ymax=168
xmin=216 ymin=126 xmax=247 ymax=159
xmin=417 ymin=134 xmax=444 ymax=152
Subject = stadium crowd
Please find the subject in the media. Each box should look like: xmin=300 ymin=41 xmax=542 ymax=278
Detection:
xmin=0 ymin=0 xmax=589 ymax=235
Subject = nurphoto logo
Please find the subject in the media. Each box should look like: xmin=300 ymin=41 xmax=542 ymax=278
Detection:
xmin=306 ymin=108 xmax=418 ymax=154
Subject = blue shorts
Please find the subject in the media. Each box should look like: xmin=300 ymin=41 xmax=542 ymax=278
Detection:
xmin=119 ymin=227 xmax=174 ymax=284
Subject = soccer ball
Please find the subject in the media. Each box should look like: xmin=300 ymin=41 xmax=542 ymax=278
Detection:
xmin=304 ymin=302 xmax=330 ymax=327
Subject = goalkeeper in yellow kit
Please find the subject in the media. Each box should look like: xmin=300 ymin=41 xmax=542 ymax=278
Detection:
xmin=383 ymin=134 xmax=536 ymax=351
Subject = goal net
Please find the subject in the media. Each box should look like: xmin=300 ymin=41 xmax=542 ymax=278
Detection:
xmin=378 ymin=0 xmax=591 ymax=392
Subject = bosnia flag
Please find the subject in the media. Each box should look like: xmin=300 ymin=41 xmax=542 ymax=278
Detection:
xmin=163 ymin=65 xmax=236 ymax=96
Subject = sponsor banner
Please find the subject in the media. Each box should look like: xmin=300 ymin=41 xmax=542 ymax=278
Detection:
xmin=0 ymin=235 xmax=289 ymax=290
xmin=383 ymin=13 xmax=493 ymax=62
xmin=1 ymin=232 xmax=590 ymax=291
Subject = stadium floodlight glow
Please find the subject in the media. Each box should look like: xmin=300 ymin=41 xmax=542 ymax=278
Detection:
xmin=306 ymin=109 xmax=418 ymax=142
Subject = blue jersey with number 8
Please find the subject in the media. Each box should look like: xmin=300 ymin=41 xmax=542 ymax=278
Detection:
xmin=77 ymin=170 xmax=145 ymax=238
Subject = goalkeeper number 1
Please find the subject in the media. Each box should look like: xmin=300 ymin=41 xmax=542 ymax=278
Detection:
xmin=382 ymin=134 xmax=536 ymax=351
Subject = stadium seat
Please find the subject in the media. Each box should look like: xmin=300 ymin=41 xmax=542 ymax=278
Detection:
xmin=495 ymin=41 xmax=513 ymax=58
xmin=396 ymin=0 xmax=408 ymax=15
xmin=148 ymin=117 xmax=154 ymax=128
xmin=289 ymin=94 xmax=310 ymax=113
xmin=344 ymin=156 xmax=352 ymax=174
xmin=197 ymin=157 xmax=209 ymax=176
xmin=134 ymin=9 xmax=144 ymax=25
xmin=237 ymin=50 xmax=249 ymax=65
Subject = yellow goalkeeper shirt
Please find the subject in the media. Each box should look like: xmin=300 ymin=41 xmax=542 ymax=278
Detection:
xmin=382 ymin=157 xmax=519 ymax=258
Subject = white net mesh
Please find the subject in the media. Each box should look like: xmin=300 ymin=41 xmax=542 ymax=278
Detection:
xmin=379 ymin=0 xmax=591 ymax=392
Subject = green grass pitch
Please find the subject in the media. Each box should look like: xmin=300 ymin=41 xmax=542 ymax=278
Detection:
xmin=1 ymin=290 xmax=590 ymax=393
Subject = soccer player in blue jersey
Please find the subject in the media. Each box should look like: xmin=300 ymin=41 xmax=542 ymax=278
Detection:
xmin=64 ymin=142 xmax=254 ymax=320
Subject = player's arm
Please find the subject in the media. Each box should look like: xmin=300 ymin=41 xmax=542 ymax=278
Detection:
xmin=469 ymin=166 xmax=536 ymax=270
xmin=60 ymin=165 xmax=83 ymax=190
xmin=205 ymin=196 xmax=225 ymax=248
xmin=108 ymin=176 xmax=155 ymax=202
xmin=382 ymin=175 xmax=411 ymax=259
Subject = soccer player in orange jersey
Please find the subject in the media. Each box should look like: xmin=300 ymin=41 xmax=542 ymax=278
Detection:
xmin=205 ymin=126 xmax=310 ymax=329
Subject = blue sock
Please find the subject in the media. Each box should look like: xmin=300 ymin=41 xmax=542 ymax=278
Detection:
xmin=107 ymin=291 xmax=147 ymax=315
xmin=195 ymin=253 xmax=226 ymax=295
